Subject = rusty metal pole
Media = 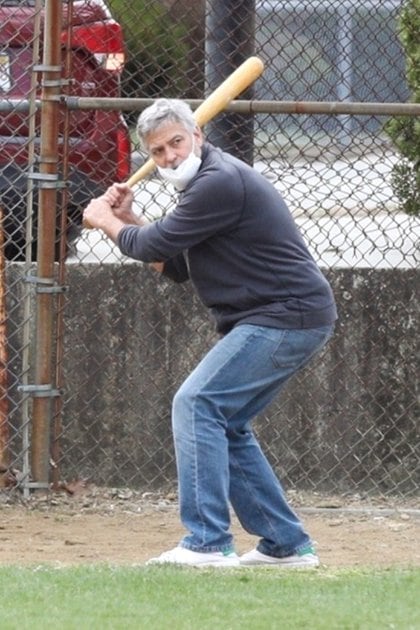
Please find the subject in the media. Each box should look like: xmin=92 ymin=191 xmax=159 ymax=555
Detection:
xmin=21 ymin=0 xmax=43 ymax=497
xmin=0 ymin=207 xmax=9 ymax=470
xmin=30 ymin=0 xmax=62 ymax=487
xmin=51 ymin=0 xmax=74 ymax=491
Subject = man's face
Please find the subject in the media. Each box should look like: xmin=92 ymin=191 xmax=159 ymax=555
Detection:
xmin=146 ymin=122 xmax=203 ymax=169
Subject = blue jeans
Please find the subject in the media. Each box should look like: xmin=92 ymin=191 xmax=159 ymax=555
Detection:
xmin=172 ymin=323 xmax=334 ymax=557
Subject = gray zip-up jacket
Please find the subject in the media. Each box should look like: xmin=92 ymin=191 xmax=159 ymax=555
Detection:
xmin=118 ymin=143 xmax=337 ymax=334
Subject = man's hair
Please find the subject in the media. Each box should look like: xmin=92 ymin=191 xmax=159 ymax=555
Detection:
xmin=136 ymin=98 xmax=196 ymax=148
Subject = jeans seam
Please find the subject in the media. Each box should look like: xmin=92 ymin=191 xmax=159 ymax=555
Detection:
xmin=191 ymin=393 xmax=206 ymax=547
xmin=229 ymin=449 xmax=279 ymax=542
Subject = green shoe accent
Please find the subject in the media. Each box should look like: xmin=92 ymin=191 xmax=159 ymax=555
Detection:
xmin=297 ymin=546 xmax=316 ymax=557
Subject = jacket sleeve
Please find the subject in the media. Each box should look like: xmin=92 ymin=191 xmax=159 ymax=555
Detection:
xmin=117 ymin=166 xmax=243 ymax=263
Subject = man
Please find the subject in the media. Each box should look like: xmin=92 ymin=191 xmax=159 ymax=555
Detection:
xmin=83 ymin=99 xmax=337 ymax=568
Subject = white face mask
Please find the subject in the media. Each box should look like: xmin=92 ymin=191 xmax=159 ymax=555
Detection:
xmin=157 ymin=144 xmax=202 ymax=191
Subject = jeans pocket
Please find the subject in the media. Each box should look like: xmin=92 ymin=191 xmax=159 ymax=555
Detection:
xmin=270 ymin=325 xmax=334 ymax=371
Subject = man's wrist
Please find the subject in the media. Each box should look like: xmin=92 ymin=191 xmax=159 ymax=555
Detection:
xmin=134 ymin=213 xmax=149 ymax=227
xmin=98 ymin=214 xmax=127 ymax=243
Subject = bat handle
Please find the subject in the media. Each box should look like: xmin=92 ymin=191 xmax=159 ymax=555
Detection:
xmin=126 ymin=159 xmax=156 ymax=188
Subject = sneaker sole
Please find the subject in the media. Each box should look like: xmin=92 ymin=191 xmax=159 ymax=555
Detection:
xmin=146 ymin=558 xmax=240 ymax=568
xmin=195 ymin=561 xmax=240 ymax=568
xmin=240 ymin=560 xmax=320 ymax=569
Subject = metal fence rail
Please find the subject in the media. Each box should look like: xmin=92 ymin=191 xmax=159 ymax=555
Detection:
xmin=64 ymin=97 xmax=420 ymax=117
xmin=0 ymin=0 xmax=418 ymax=504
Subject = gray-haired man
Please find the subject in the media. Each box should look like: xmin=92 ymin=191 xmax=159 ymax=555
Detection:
xmin=84 ymin=99 xmax=337 ymax=568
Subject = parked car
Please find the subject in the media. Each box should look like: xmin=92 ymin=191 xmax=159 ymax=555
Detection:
xmin=0 ymin=0 xmax=131 ymax=260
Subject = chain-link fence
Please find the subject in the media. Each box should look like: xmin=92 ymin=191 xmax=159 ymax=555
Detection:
xmin=0 ymin=0 xmax=418 ymax=505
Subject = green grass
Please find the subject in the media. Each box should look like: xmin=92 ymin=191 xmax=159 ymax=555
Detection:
xmin=0 ymin=565 xmax=418 ymax=629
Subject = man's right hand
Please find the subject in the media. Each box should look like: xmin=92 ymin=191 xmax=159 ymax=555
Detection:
xmin=102 ymin=183 xmax=137 ymax=224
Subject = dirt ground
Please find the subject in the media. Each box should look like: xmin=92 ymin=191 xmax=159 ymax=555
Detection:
xmin=0 ymin=486 xmax=419 ymax=568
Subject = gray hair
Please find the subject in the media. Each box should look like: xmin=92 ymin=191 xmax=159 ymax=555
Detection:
xmin=136 ymin=98 xmax=196 ymax=149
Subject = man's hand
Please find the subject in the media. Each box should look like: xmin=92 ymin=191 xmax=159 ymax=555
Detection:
xmin=83 ymin=183 xmax=139 ymax=230
xmin=83 ymin=184 xmax=164 ymax=273
xmin=102 ymin=183 xmax=138 ymax=225
xmin=83 ymin=195 xmax=116 ymax=232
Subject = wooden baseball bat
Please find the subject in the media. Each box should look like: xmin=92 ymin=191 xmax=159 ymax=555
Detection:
xmin=83 ymin=56 xmax=264 ymax=228
xmin=126 ymin=56 xmax=264 ymax=187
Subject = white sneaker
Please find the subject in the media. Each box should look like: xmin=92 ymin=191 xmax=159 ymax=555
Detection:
xmin=146 ymin=546 xmax=240 ymax=568
xmin=240 ymin=547 xmax=319 ymax=568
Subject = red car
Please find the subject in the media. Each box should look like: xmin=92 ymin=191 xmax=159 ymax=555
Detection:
xmin=0 ymin=0 xmax=131 ymax=259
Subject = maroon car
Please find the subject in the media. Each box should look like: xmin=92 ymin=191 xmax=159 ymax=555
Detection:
xmin=0 ymin=0 xmax=131 ymax=259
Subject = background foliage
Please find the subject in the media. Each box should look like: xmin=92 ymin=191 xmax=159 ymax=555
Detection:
xmin=386 ymin=0 xmax=420 ymax=216
xmin=110 ymin=0 xmax=193 ymax=124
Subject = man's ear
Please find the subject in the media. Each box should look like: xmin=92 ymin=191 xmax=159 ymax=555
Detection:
xmin=193 ymin=126 xmax=204 ymax=148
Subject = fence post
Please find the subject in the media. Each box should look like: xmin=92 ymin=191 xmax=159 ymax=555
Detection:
xmin=0 ymin=207 xmax=9 ymax=472
xmin=30 ymin=0 xmax=62 ymax=488
xmin=205 ymin=0 xmax=256 ymax=163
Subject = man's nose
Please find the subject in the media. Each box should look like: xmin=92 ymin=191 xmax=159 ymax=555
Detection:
xmin=163 ymin=147 xmax=179 ymax=167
